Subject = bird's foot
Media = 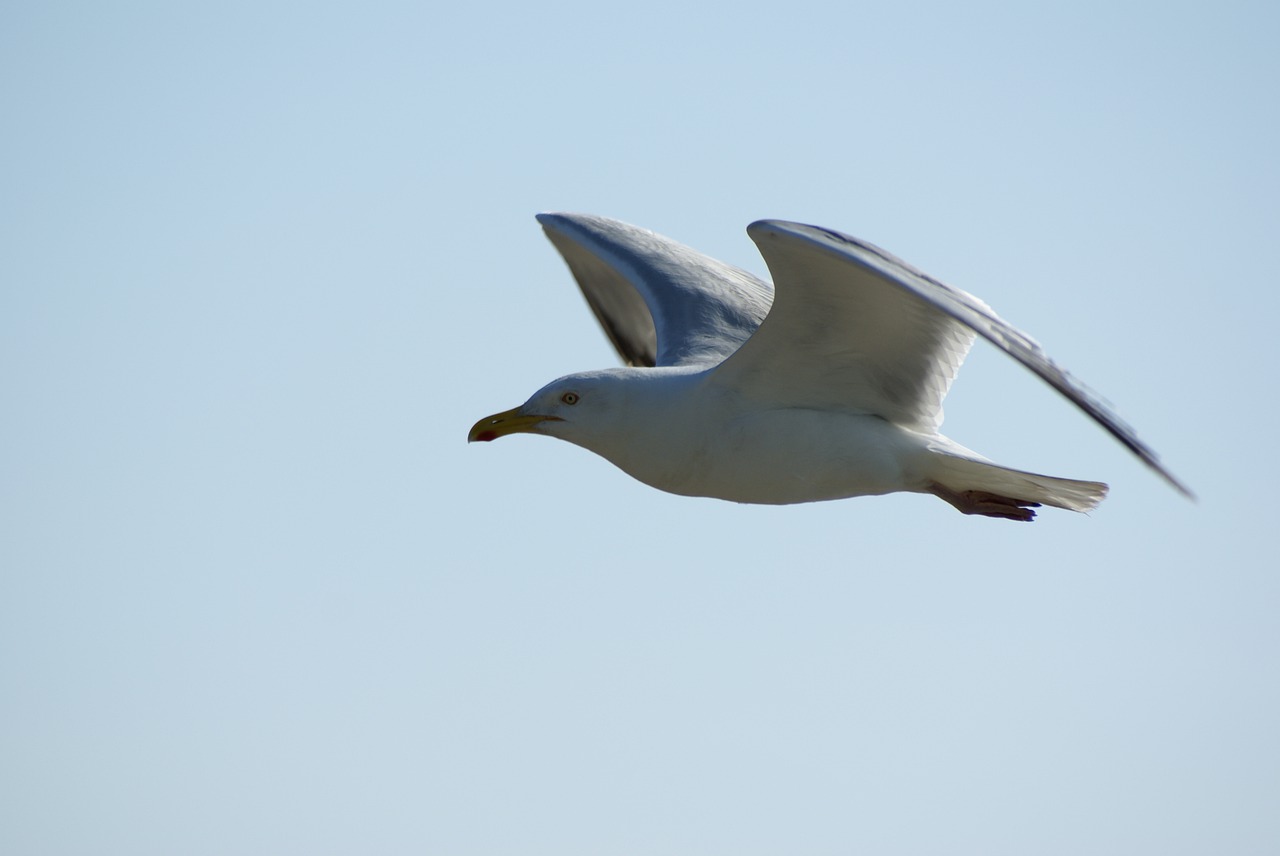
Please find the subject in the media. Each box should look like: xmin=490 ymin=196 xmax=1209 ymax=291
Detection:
xmin=928 ymin=482 xmax=1041 ymax=522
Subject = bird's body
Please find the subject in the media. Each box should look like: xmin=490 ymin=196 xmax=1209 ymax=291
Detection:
xmin=470 ymin=214 xmax=1190 ymax=520
xmin=520 ymin=366 xmax=914 ymax=504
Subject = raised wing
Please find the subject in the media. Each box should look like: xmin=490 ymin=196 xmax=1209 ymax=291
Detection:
xmin=712 ymin=220 xmax=977 ymax=433
xmin=712 ymin=220 xmax=1193 ymax=498
xmin=537 ymin=213 xmax=772 ymax=368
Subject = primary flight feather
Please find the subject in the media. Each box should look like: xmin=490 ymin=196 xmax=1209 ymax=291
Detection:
xmin=469 ymin=213 xmax=1191 ymax=521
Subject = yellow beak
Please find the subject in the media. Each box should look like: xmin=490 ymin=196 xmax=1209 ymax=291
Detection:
xmin=468 ymin=406 xmax=562 ymax=442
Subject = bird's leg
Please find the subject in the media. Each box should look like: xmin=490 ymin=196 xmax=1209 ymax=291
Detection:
xmin=927 ymin=482 xmax=1041 ymax=522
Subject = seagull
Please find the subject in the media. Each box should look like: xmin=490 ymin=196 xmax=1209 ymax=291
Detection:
xmin=469 ymin=213 xmax=1191 ymax=521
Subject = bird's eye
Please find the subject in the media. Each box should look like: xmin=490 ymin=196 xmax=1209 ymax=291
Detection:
xmin=561 ymin=392 xmax=580 ymax=405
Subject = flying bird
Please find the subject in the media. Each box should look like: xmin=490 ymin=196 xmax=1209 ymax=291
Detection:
xmin=469 ymin=214 xmax=1191 ymax=520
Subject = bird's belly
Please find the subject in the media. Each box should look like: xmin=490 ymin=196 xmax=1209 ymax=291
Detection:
xmin=639 ymin=410 xmax=926 ymax=505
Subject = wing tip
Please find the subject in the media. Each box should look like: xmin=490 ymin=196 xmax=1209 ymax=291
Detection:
xmin=1158 ymin=468 xmax=1198 ymax=502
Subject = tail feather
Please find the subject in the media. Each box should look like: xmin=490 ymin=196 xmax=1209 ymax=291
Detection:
xmin=927 ymin=452 xmax=1108 ymax=514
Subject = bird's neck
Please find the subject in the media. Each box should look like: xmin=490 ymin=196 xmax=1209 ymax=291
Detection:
xmin=582 ymin=367 xmax=717 ymax=493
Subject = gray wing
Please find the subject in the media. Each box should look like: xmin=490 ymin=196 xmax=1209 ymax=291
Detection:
xmin=537 ymin=213 xmax=772 ymax=368
xmin=711 ymin=220 xmax=1193 ymax=498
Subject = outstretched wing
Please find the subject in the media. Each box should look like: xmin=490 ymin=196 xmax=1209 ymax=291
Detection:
xmin=711 ymin=220 xmax=1193 ymax=498
xmin=712 ymin=220 xmax=977 ymax=432
xmin=537 ymin=213 xmax=772 ymax=368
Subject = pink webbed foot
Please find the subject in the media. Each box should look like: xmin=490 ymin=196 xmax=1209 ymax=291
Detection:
xmin=928 ymin=482 xmax=1043 ymax=522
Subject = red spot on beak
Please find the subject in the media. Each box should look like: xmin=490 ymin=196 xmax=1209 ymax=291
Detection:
xmin=473 ymin=430 xmax=497 ymax=442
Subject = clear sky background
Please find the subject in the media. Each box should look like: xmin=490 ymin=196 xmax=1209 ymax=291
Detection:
xmin=2 ymin=1 xmax=1277 ymax=854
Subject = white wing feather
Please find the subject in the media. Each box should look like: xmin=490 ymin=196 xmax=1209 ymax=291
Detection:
xmin=712 ymin=221 xmax=976 ymax=432
xmin=713 ymin=220 xmax=1193 ymax=498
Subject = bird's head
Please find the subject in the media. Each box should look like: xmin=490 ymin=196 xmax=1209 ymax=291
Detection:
xmin=468 ymin=370 xmax=629 ymax=447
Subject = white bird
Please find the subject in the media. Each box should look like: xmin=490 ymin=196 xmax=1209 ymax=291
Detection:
xmin=469 ymin=213 xmax=1191 ymax=521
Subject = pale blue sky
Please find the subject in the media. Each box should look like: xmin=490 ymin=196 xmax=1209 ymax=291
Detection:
xmin=2 ymin=1 xmax=1277 ymax=854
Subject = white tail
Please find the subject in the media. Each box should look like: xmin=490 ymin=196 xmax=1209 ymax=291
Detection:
xmin=927 ymin=450 xmax=1108 ymax=516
